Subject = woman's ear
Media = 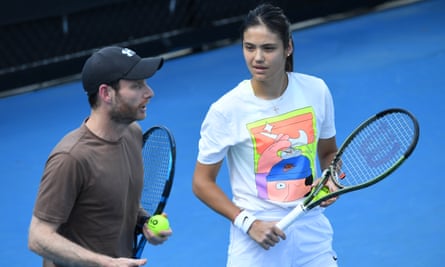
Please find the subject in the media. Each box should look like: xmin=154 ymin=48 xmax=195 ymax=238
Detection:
xmin=287 ymin=39 xmax=294 ymax=56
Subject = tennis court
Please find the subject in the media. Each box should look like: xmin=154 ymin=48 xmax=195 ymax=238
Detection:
xmin=0 ymin=0 xmax=443 ymax=266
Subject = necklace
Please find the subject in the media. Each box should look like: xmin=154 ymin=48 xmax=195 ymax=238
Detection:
xmin=271 ymin=75 xmax=288 ymax=113
xmin=271 ymin=96 xmax=283 ymax=113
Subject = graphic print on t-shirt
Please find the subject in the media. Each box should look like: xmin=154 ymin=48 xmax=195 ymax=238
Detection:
xmin=247 ymin=107 xmax=317 ymax=202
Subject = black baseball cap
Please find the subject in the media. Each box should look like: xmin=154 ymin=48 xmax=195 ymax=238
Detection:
xmin=81 ymin=46 xmax=163 ymax=95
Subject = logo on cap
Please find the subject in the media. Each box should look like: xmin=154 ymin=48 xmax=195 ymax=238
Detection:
xmin=122 ymin=48 xmax=136 ymax=57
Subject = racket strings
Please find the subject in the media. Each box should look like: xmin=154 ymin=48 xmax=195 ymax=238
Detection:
xmin=141 ymin=130 xmax=172 ymax=214
xmin=336 ymin=112 xmax=416 ymax=187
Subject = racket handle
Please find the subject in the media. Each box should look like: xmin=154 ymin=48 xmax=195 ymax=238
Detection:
xmin=276 ymin=203 xmax=306 ymax=231
xmin=134 ymin=237 xmax=147 ymax=259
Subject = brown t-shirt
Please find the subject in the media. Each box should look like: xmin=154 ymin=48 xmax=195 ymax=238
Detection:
xmin=33 ymin=121 xmax=145 ymax=258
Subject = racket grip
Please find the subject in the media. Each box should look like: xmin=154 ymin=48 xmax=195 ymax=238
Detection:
xmin=134 ymin=238 xmax=147 ymax=259
xmin=276 ymin=203 xmax=306 ymax=231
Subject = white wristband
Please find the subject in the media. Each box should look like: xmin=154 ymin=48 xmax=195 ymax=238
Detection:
xmin=233 ymin=210 xmax=257 ymax=234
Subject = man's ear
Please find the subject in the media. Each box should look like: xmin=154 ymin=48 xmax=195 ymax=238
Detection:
xmin=98 ymin=84 xmax=113 ymax=103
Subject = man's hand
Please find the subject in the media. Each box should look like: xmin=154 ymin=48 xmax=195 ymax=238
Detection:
xmin=103 ymin=257 xmax=147 ymax=267
xmin=142 ymin=214 xmax=173 ymax=245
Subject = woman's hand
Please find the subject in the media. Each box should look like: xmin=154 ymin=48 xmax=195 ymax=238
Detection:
xmin=314 ymin=177 xmax=339 ymax=207
xmin=247 ymin=220 xmax=286 ymax=250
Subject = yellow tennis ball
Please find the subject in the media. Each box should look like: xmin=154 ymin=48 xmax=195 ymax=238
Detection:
xmin=312 ymin=186 xmax=330 ymax=202
xmin=147 ymin=215 xmax=170 ymax=235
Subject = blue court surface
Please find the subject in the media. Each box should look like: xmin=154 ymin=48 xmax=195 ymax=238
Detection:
xmin=1 ymin=0 xmax=443 ymax=266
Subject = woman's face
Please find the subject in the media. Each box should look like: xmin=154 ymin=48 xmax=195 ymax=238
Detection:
xmin=242 ymin=24 xmax=291 ymax=83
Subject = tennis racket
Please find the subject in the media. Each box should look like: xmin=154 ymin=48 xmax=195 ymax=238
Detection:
xmin=276 ymin=108 xmax=419 ymax=231
xmin=133 ymin=125 xmax=176 ymax=258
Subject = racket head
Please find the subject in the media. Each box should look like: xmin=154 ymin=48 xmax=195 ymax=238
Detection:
xmin=311 ymin=108 xmax=419 ymax=207
xmin=134 ymin=125 xmax=176 ymax=258
xmin=141 ymin=125 xmax=176 ymax=215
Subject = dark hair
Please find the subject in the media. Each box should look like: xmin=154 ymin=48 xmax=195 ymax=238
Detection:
xmin=87 ymin=92 xmax=98 ymax=108
xmin=87 ymin=80 xmax=120 ymax=108
xmin=241 ymin=3 xmax=293 ymax=72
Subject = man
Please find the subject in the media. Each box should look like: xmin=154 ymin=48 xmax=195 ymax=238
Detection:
xmin=28 ymin=46 xmax=172 ymax=267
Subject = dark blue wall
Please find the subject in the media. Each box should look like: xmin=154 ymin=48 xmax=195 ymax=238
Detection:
xmin=0 ymin=0 xmax=392 ymax=94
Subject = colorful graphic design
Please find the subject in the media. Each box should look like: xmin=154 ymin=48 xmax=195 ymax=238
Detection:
xmin=247 ymin=107 xmax=317 ymax=202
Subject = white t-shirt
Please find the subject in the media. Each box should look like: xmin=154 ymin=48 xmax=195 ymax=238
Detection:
xmin=197 ymin=72 xmax=336 ymax=211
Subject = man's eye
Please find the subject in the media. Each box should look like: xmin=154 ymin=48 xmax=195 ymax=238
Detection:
xmin=134 ymin=83 xmax=144 ymax=89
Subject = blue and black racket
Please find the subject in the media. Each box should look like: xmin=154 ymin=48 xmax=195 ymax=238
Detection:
xmin=133 ymin=125 xmax=176 ymax=258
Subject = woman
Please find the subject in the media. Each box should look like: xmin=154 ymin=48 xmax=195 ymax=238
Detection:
xmin=192 ymin=4 xmax=339 ymax=267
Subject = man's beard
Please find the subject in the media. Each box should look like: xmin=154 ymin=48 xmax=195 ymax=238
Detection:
xmin=109 ymin=98 xmax=139 ymax=125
